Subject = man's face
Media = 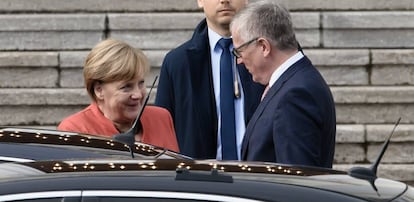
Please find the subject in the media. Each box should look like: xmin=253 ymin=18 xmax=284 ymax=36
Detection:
xmin=198 ymin=0 xmax=248 ymax=33
xmin=232 ymin=31 xmax=267 ymax=84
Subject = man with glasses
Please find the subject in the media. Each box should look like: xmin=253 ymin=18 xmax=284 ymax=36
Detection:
xmin=232 ymin=37 xmax=258 ymax=59
xmin=231 ymin=0 xmax=336 ymax=168
xmin=155 ymin=0 xmax=264 ymax=160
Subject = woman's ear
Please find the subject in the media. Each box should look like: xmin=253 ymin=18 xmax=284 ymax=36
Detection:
xmin=94 ymin=81 xmax=104 ymax=100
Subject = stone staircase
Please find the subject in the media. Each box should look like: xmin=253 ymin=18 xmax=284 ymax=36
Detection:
xmin=0 ymin=0 xmax=413 ymax=184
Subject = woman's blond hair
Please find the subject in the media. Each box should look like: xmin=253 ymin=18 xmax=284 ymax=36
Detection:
xmin=83 ymin=38 xmax=150 ymax=101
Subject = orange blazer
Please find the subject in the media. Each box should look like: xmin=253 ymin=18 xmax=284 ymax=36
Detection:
xmin=58 ymin=103 xmax=179 ymax=152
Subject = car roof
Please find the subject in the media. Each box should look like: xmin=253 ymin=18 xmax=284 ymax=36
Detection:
xmin=0 ymin=128 xmax=190 ymax=162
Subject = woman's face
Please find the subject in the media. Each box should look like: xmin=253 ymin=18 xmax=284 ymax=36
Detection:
xmin=95 ymin=75 xmax=146 ymax=125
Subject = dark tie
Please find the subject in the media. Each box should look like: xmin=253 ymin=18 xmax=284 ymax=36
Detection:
xmin=218 ymin=38 xmax=237 ymax=160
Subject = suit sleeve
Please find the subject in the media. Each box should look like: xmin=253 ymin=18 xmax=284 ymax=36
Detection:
xmin=273 ymin=87 xmax=324 ymax=166
xmin=155 ymin=56 xmax=175 ymax=120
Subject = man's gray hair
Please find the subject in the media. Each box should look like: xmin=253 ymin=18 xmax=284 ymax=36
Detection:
xmin=231 ymin=0 xmax=298 ymax=51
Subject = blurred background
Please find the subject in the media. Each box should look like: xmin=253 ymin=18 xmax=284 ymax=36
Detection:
xmin=0 ymin=0 xmax=413 ymax=184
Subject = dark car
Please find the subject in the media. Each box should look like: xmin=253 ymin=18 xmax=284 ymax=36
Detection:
xmin=0 ymin=158 xmax=413 ymax=201
xmin=0 ymin=127 xmax=413 ymax=201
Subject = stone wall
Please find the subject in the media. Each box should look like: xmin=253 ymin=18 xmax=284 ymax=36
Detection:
xmin=0 ymin=0 xmax=413 ymax=184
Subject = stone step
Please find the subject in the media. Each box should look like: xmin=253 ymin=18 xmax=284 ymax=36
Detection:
xmin=278 ymin=0 xmax=414 ymax=11
xmin=0 ymin=32 xmax=103 ymax=51
xmin=323 ymin=11 xmax=414 ymax=29
xmin=2 ymin=49 xmax=414 ymax=87
xmin=3 ymin=88 xmax=414 ymax=124
xmin=1 ymin=0 xmax=414 ymax=12
xmin=0 ymin=12 xmax=319 ymax=30
xmin=0 ymin=88 xmax=89 ymax=105
xmin=0 ymin=0 xmax=199 ymax=12
xmin=332 ymin=86 xmax=414 ymax=103
xmin=0 ymin=52 xmax=58 ymax=67
xmin=333 ymin=164 xmax=414 ymax=185
xmin=3 ymin=86 xmax=414 ymax=105
xmin=335 ymin=142 xmax=414 ymax=164
xmin=0 ymin=14 xmax=105 ymax=31
xmin=3 ymin=49 xmax=412 ymax=68
xmin=1 ymin=11 xmax=414 ymax=50
xmin=1 ymin=11 xmax=413 ymax=30
xmin=2 ymin=87 xmax=414 ymax=127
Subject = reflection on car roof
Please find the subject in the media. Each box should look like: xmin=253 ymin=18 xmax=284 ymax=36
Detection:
xmin=0 ymin=128 xmax=190 ymax=161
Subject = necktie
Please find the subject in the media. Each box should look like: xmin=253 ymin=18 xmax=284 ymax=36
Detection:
xmin=218 ymin=38 xmax=237 ymax=160
xmin=261 ymin=85 xmax=270 ymax=101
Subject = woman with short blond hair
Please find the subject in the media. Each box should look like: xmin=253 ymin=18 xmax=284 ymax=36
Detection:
xmin=58 ymin=38 xmax=179 ymax=152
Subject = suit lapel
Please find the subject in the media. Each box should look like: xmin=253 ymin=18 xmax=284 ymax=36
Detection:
xmin=238 ymin=64 xmax=264 ymax=124
xmin=241 ymin=57 xmax=308 ymax=159
xmin=186 ymin=28 xmax=218 ymax=137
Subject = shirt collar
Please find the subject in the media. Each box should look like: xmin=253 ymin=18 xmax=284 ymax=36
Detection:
xmin=268 ymin=51 xmax=304 ymax=88
xmin=208 ymin=28 xmax=232 ymax=51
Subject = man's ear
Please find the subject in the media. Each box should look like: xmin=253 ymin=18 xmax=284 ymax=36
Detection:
xmin=94 ymin=81 xmax=104 ymax=100
xmin=197 ymin=0 xmax=203 ymax=8
xmin=259 ymin=38 xmax=272 ymax=57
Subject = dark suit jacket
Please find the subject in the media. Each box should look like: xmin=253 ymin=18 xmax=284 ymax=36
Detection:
xmin=241 ymin=56 xmax=336 ymax=168
xmin=155 ymin=19 xmax=264 ymax=159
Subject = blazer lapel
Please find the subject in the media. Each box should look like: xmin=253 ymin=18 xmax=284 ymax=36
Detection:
xmin=241 ymin=57 xmax=307 ymax=159
xmin=238 ymin=64 xmax=264 ymax=124
xmin=186 ymin=31 xmax=218 ymax=137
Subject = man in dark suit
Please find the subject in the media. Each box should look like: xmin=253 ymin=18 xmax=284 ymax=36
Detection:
xmin=155 ymin=0 xmax=264 ymax=159
xmin=231 ymin=0 xmax=336 ymax=168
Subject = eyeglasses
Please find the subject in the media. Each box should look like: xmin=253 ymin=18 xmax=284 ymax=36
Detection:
xmin=232 ymin=37 xmax=259 ymax=58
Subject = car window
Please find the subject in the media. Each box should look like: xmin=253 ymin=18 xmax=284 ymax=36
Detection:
xmin=12 ymin=198 xmax=67 ymax=202
xmin=82 ymin=191 xmax=262 ymax=202
xmin=0 ymin=191 xmax=81 ymax=201
xmin=87 ymin=197 xmax=205 ymax=202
